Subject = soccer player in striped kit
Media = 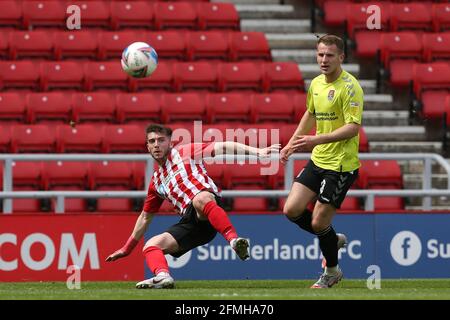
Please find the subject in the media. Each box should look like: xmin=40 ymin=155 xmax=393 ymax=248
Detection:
xmin=106 ymin=124 xmax=280 ymax=288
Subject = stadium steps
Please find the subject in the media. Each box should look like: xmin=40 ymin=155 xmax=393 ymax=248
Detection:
xmin=370 ymin=141 xmax=443 ymax=153
xmin=266 ymin=34 xmax=317 ymax=49
xmin=241 ymin=19 xmax=310 ymax=33
xmin=404 ymin=174 xmax=449 ymax=190
xmin=272 ymin=49 xmax=316 ymax=64
xmin=401 ymin=160 xmax=450 ymax=175
xmin=235 ymin=4 xmax=297 ymax=19
xmin=364 ymin=126 xmax=425 ymax=140
xmin=363 ymin=113 xmax=409 ymax=126
xmin=298 ymin=63 xmax=360 ymax=78
xmin=213 ymin=0 xmax=281 ymax=4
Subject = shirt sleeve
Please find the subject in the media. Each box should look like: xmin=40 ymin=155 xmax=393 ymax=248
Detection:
xmin=342 ymin=80 xmax=364 ymax=125
xmin=306 ymin=81 xmax=315 ymax=114
xmin=177 ymin=143 xmax=216 ymax=162
xmin=143 ymin=179 xmax=164 ymax=213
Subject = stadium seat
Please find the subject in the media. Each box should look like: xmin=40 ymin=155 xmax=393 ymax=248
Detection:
xmin=147 ymin=31 xmax=187 ymax=60
xmin=340 ymin=197 xmax=362 ymax=211
xmin=26 ymin=92 xmax=72 ymax=124
xmin=197 ymin=2 xmax=239 ymax=30
xmin=0 ymin=92 xmax=26 ymax=123
xmin=264 ymin=62 xmax=304 ymax=92
xmin=446 ymin=95 xmax=450 ymax=125
xmin=161 ymin=92 xmax=206 ymax=123
xmin=96 ymin=191 xmax=134 ymax=212
xmin=8 ymin=31 xmax=54 ymax=60
xmin=293 ymin=92 xmax=307 ymax=122
xmin=110 ymin=1 xmax=154 ymax=30
xmin=40 ymin=61 xmax=85 ymax=91
xmin=97 ymin=30 xmax=140 ymax=59
xmin=42 ymin=161 xmax=89 ymax=190
xmin=11 ymin=125 xmax=56 ymax=153
xmin=10 ymin=161 xmax=42 ymax=189
xmin=56 ymin=124 xmax=103 ymax=153
xmin=323 ymin=0 xmax=349 ymax=26
xmin=232 ymin=186 xmax=271 ymax=212
xmin=187 ymin=31 xmax=229 ymax=61
xmin=279 ymin=123 xmax=298 ymax=146
xmin=72 ymin=92 xmax=115 ymax=123
xmin=412 ymin=62 xmax=450 ymax=100
xmin=204 ymin=163 xmax=226 ymax=189
xmin=370 ymin=184 xmax=405 ymax=211
xmin=421 ymin=90 xmax=449 ymax=121
xmin=389 ymin=59 xmax=417 ymax=87
xmin=250 ymin=93 xmax=294 ymax=123
xmin=173 ymin=61 xmax=218 ymax=91
xmin=346 ymin=2 xmax=391 ymax=38
xmin=0 ymin=31 xmax=8 ymax=59
xmin=0 ymin=61 xmax=40 ymax=90
xmin=54 ymin=30 xmax=99 ymax=60
xmin=359 ymin=127 xmax=369 ymax=153
xmin=229 ymin=32 xmax=271 ymax=61
xmin=390 ymin=2 xmax=433 ymax=31
xmin=0 ymin=1 xmax=22 ymax=28
xmin=9 ymin=187 xmax=43 ymax=213
xmin=154 ymin=2 xmax=197 ymax=30
xmin=116 ymin=92 xmax=161 ymax=123
xmin=354 ymin=31 xmax=382 ymax=58
xmin=0 ymin=126 xmax=11 ymax=152
xmin=359 ymin=160 xmax=403 ymax=189
xmin=70 ymin=1 xmax=111 ymax=28
xmin=224 ymin=163 xmax=276 ymax=189
xmin=50 ymin=186 xmax=90 ymax=213
xmin=89 ymin=161 xmax=134 ymax=189
xmin=84 ymin=61 xmax=129 ymax=91
xmin=206 ymin=92 xmax=251 ymax=123
xmin=422 ymin=32 xmax=450 ymax=62
xmin=131 ymin=61 xmax=174 ymax=91
xmin=22 ymin=0 xmax=66 ymax=29
xmin=432 ymin=3 xmax=450 ymax=32
xmin=102 ymin=124 xmax=147 ymax=153
xmin=218 ymin=62 xmax=264 ymax=92
xmin=380 ymin=32 xmax=423 ymax=69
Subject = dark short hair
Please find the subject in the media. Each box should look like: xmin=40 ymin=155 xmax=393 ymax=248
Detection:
xmin=317 ymin=34 xmax=344 ymax=54
xmin=145 ymin=124 xmax=172 ymax=138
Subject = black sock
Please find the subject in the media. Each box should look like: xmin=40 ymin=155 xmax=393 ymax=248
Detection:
xmin=288 ymin=209 xmax=314 ymax=234
xmin=316 ymin=225 xmax=338 ymax=268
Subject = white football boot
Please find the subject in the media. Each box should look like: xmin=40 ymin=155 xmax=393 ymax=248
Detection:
xmin=136 ymin=272 xmax=175 ymax=289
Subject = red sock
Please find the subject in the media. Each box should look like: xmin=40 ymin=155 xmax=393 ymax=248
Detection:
xmin=203 ymin=201 xmax=238 ymax=242
xmin=143 ymin=246 xmax=169 ymax=275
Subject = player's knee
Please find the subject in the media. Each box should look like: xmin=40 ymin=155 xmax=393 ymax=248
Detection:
xmin=143 ymin=235 xmax=164 ymax=252
xmin=192 ymin=192 xmax=215 ymax=212
xmin=283 ymin=203 xmax=305 ymax=219
xmin=311 ymin=219 xmax=327 ymax=233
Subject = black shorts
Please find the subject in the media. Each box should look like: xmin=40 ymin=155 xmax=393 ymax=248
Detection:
xmin=294 ymin=160 xmax=358 ymax=209
xmin=165 ymin=197 xmax=222 ymax=258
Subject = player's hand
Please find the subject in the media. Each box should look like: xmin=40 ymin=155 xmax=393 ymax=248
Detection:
xmin=280 ymin=145 xmax=294 ymax=164
xmin=291 ymin=135 xmax=317 ymax=152
xmin=258 ymin=144 xmax=281 ymax=158
xmin=105 ymin=249 xmax=129 ymax=262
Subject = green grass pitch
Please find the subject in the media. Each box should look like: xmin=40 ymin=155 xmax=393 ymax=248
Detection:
xmin=1 ymin=279 xmax=450 ymax=300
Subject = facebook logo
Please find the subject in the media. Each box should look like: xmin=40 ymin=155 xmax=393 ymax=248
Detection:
xmin=390 ymin=231 xmax=422 ymax=266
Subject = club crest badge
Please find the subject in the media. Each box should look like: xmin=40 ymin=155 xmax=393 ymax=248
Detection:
xmin=328 ymin=90 xmax=335 ymax=101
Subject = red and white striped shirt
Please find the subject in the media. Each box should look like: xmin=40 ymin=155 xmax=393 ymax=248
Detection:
xmin=143 ymin=143 xmax=220 ymax=215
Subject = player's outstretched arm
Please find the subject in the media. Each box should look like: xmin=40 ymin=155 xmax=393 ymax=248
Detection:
xmin=213 ymin=141 xmax=280 ymax=158
xmin=105 ymin=211 xmax=154 ymax=262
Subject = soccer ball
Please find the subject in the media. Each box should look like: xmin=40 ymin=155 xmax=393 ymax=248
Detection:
xmin=121 ymin=42 xmax=158 ymax=78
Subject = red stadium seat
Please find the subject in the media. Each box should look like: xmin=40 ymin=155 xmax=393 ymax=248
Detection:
xmin=0 ymin=31 xmax=8 ymax=59
xmin=0 ymin=61 xmax=40 ymax=90
xmin=0 ymin=126 xmax=11 ymax=153
xmin=359 ymin=127 xmax=369 ymax=153
xmin=102 ymin=124 xmax=147 ymax=153
xmin=131 ymin=61 xmax=174 ymax=91
xmin=339 ymin=197 xmax=362 ymax=211
xmin=116 ymin=92 xmax=161 ymax=123
xmin=40 ymin=61 xmax=85 ymax=91
xmin=412 ymin=62 xmax=450 ymax=100
xmin=8 ymin=31 xmax=54 ymax=59
xmin=323 ymin=0 xmax=349 ymax=26
xmin=0 ymin=92 xmax=26 ymax=123
xmin=11 ymin=125 xmax=56 ymax=153
xmin=50 ymin=186 xmax=89 ymax=213
xmin=354 ymin=31 xmax=382 ymax=58
xmin=446 ymin=95 xmax=450 ymax=125
xmin=131 ymin=161 xmax=147 ymax=190
xmin=422 ymin=32 xmax=450 ymax=62
xmin=359 ymin=160 xmax=403 ymax=189
xmin=70 ymin=1 xmax=111 ymax=28
xmin=96 ymin=189 xmax=134 ymax=212
xmin=97 ymin=30 xmax=139 ymax=59
xmin=56 ymin=124 xmax=103 ymax=153
xmin=224 ymin=163 xmax=276 ymax=189
xmin=26 ymin=92 xmax=72 ymax=124
xmin=432 ymin=3 xmax=450 ymax=32
xmin=233 ymin=123 xmax=279 ymax=147
xmin=206 ymin=92 xmax=251 ymax=123
xmin=89 ymin=161 xmax=134 ymax=189
xmin=9 ymin=187 xmax=43 ymax=213
xmin=197 ymin=2 xmax=239 ymax=30
xmin=84 ymin=61 xmax=129 ymax=91
xmin=203 ymin=163 xmax=226 ymax=188
xmin=380 ymin=32 xmax=423 ymax=69
xmin=232 ymin=187 xmax=270 ymax=212
xmin=10 ymin=161 xmax=42 ymax=189
xmin=72 ymin=92 xmax=115 ymax=123
xmin=370 ymin=184 xmax=405 ymax=211
xmin=250 ymin=93 xmax=294 ymax=123
xmin=264 ymin=62 xmax=304 ymax=92
xmin=110 ymin=1 xmax=154 ymax=29
xmin=147 ymin=31 xmax=187 ymax=60
xmin=389 ymin=59 xmax=416 ymax=87
xmin=173 ymin=61 xmax=218 ymax=91
xmin=421 ymin=90 xmax=449 ymax=121
xmin=161 ymin=92 xmax=206 ymax=123
xmin=0 ymin=1 xmax=22 ymax=28
xmin=22 ymin=0 xmax=66 ymax=29
xmin=42 ymin=161 xmax=88 ymax=190
xmin=279 ymin=123 xmax=298 ymax=146
xmin=390 ymin=2 xmax=433 ymax=32
xmin=154 ymin=2 xmax=197 ymax=30
xmin=346 ymin=2 xmax=391 ymax=38
xmin=229 ymin=32 xmax=271 ymax=61
xmin=54 ymin=30 xmax=99 ymax=60
xmin=293 ymin=92 xmax=307 ymax=122
xmin=187 ymin=31 xmax=229 ymax=61
xmin=218 ymin=62 xmax=264 ymax=92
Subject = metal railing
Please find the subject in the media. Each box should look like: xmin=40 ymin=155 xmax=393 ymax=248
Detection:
xmin=1 ymin=153 xmax=450 ymax=213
